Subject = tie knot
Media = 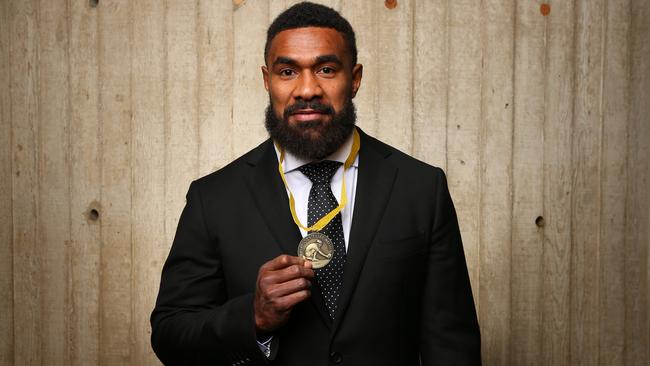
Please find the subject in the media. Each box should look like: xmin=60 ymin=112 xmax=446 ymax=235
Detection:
xmin=299 ymin=160 xmax=342 ymax=184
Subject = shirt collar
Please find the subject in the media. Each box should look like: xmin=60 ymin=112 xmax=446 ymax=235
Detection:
xmin=274 ymin=130 xmax=359 ymax=173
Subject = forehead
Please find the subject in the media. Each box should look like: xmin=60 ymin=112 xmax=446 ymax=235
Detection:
xmin=267 ymin=27 xmax=348 ymax=64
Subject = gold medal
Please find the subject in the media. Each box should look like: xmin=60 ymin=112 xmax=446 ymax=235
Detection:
xmin=297 ymin=232 xmax=334 ymax=269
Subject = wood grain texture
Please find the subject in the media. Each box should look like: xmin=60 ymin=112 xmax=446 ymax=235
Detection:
xmin=541 ymin=1 xmax=575 ymax=365
xmin=131 ymin=0 xmax=165 ymax=364
xmin=598 ymin=1 xmax=630 ymax=365
xmin=37 ymin=0 xmax=71 ymax=364
xmin=412 ymin=0 xmax=447 ymax=169
xmin=375 ymin=0 xmax=413 ymax=153
xmin=10 ymin=1 xmax=42 ymax=364
xmin=341 ymin=0 xmax=379 ymax=135
xmin=510 ymin=1 xmax=546 ymax=364
xmin=68 ymin=0 xmax=101 ymax=364
xmin=232 ymin=0 xmax=269 ymax=158
xmin=446 ymin=0 xmax=482 ymax=309
xmin=570 ymin=1 xmax=604 ymax=365
xmin=0 ymin=0 xmax=14 ymax=365
xmin=165 ymin=0 xmax=199 ymax=248
xmin=98 ymin=1 xmax=133 ymax=364
xmin=478 ymin=0 xmax=515 ymax=364
xmin=626 ymin=1 xmax=650 ymax=364
xmin=198 ymin=0 xmax=234 ymax=174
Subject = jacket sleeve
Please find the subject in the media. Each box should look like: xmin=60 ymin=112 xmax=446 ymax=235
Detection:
xmin=151 ymin=181 xmax=268 ymax=366
xmin=420 ymin=168 xmax=482 ymax=365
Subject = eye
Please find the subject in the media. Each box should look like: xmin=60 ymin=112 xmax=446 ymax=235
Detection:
xmin=320 ymin=66 xmax=335 ymax=74
xmin=279 ymin=69 xmax=296 ymax=78
xmin=317 ymin=66 xmax=337 ymax=78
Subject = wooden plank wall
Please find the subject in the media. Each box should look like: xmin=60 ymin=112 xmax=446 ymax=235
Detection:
xmin=1 ymin=1 xmax=648 ymax=365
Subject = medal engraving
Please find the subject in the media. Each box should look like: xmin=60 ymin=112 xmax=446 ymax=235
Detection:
xmin=297 ymin=232 xmax=334 ymax=269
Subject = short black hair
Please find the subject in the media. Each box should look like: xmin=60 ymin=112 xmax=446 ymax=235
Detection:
xmin=264 ymin=2 xmax=358 ymax=66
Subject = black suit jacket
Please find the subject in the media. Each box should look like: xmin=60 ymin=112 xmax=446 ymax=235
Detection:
xmin=151 ymin=129 xmax=481 ymax=365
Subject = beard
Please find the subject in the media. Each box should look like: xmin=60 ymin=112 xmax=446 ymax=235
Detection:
xmin=265 ymin=97 xmax=357 ymax=161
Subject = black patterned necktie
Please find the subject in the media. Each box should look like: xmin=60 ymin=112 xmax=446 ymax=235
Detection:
xmin=298 ymin=160 xmax=346 ymax=319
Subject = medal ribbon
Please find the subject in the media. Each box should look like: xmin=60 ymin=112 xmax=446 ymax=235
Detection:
xmin=277 ymin=128 xmax=360 ymax=233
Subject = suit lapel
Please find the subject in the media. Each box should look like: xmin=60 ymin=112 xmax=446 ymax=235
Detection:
xmin=245 ymin=140 xmax=301 ymax=256
xmin=245 ymin=140 xmax=332 ymax=327
xmin=332 ymin=131 xmax=397 ymax=334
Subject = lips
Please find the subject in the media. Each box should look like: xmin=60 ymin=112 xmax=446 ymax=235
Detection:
xmin=292 ymin=108 xmax=322 ymax=114
xmin=284 ymin=102 xmax=335 ymax=121
xmin=291 ymin=109 xmax=326 ymax=121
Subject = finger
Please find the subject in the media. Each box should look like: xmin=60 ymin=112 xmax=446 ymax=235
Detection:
xmin=270 ymin=290 xmax=311 ymax=312
xmin=267 ymin=264 xmax=314 ymax=285
xmin=259 ymin=264 xmax=314 ymax=292
xmin=264 ymin=277 xmax=311 ymax=299
xmin=260 ymin=254 xmax=305 ymax=272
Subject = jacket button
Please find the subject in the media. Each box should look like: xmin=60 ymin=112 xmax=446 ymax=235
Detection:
xmin=329 ymin=351 xmax=342 ymax=364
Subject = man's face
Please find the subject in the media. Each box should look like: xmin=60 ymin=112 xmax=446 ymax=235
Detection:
xmin=262 ymin=27 xmax=362 ymax=159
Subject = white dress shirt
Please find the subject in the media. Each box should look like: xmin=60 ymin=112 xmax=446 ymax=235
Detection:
xmin=274 ymin=132 xmax=359 ymax=251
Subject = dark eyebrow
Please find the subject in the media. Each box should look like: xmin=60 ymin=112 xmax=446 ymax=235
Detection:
xmin=272 ymin=55 xmax=343 ymax=67
xmin=272 ymin=56 xmax=297 ymax=67
xmin=315 ymin=54 xmax=342 ymax=66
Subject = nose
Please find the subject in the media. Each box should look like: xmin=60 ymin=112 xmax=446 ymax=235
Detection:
xmin=293 ymin=72 xmax=323 ymax=101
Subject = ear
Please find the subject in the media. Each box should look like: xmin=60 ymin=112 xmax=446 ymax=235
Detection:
xmin=351 ymin=64 xmax=363 ymax=98
xmin=262 ymin=65 xmax=270 ymax=91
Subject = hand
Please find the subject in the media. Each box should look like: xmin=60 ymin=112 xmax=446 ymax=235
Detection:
xmin=254 ymin=255 xmax=314 ymax=333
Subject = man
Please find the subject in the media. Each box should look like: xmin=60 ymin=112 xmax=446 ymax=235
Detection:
xmin=151 ymin=2 xmax=481 ymax=365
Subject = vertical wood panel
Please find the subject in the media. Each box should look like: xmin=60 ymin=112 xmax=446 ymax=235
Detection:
xmin=198 ymin=0 xmax=234 ymax=174
xmin=541 ymin=1 xmax=575 ymax=365
xmin=132 ymin=1 xmax=165 ymax=365
xmin=375 ymin=1 xmax=413 ymax=153
xmin=446 ymin=0 xmax=482 ymax=309
xmin=38 ymin=0 xmax=71 ymax=363
xmin=412 ymin=0 xmax=447 ymax=169
xmin=570 ymin=1 xmax=604 ymax=365
xmin=341 ymin=1 xmax=379 ymax=135
xmin=510 ymin=1 xmax=546 ymax=364
xmin=165 ymin=0 xmax=200 ymax=247
xmin=626 ymin=1 xmax=650 ymax=364
xmin=165 ymin=0 xmax=200 ymax=250
xmin=478 ymin=0 xmax=514 ymax=363
xmin=68 ymin=1 xmax=101 ymax=364
xmin=598 ymin=0 xmax=630 ymax=365
xmin=10 ymin=1 xmax=42 ymax=364
xmin=232 ymin=1 xmax=269 ymax=157
xmin=98 ymin=1 xmax=133 ymax=364
xmin=0 ymin=0 xmax=14 ymax=364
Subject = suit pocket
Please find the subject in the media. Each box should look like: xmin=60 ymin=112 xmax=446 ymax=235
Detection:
xmin=370 ymin=233 xmax=427 ymax=260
